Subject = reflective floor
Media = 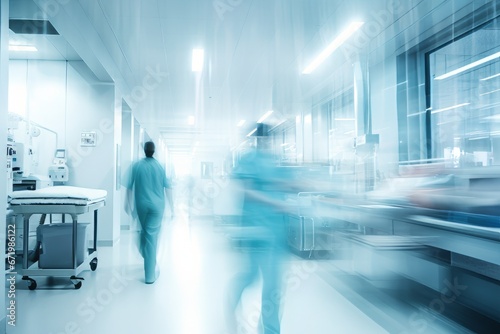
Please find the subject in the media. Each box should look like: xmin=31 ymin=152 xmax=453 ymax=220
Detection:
xmin=6 ymin=210 xmax=483 ymax=334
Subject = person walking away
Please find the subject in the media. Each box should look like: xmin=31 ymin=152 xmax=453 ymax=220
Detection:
xmin=125 ymin=141 xmax=174 ymax=284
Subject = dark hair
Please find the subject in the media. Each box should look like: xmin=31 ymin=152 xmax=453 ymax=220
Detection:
xmin=144 ymin=141 xmax=155 ymax=157
xmin=255 ymin=123 xmax=269 ymax=137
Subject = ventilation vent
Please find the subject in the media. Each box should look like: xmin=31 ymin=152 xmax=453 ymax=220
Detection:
xmin=9 ymin=19 xmax=59 ymax=35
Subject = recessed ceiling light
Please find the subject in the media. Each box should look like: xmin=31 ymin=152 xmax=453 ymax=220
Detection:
xmin=192 ymin=49 xmax=204 ymax=72
xmin=9 ymin=45 xmax=37 ymax=52
xmin=302 ymin=21 xmax=364 ymax=74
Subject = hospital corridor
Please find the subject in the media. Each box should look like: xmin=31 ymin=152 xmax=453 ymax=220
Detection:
xmin=3 ymin=0 xmax=500 ymax=333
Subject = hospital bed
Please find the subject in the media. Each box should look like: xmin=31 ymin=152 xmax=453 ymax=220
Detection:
xmin=8 ymin=186 xmax=107 ymax=290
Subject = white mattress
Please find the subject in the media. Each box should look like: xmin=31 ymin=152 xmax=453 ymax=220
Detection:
xmin=8 ymin=186 xmax=107 ymax=206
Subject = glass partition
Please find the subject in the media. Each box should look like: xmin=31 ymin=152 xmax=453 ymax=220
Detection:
xmin=429 ymin=17 xmax=500 ymax=167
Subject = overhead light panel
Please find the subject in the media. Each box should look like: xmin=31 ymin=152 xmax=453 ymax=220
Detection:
xmin=435 ymin=51 xmax=500 ymax=80
xmin=257 ymin=110 xmax=273 ymax=123
xmin=188 ymin=115 xmax=195 ymax=125
xmin=192 ymin=48 xmax=204 ymax=72
xmin=9 ymin=45 xmax=37 ymax=52
xmin=302 ymin=21 xmax=364 ymax=74
xmin=237 ymin=120 xmax=246 ymax=127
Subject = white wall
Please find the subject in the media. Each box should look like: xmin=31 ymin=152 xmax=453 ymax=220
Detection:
xmin=65 ymin=62 xmax=118 ymax=245
xmin=9 ymin=61 xmax=65 ymax=176
xmin=112 ymin=87 xmax=122 ymax=241
xmin=120 ymin=109 xmax=133 ymax=229
xmin=133 ymin=119 xmax=141 ymax=161
xmin=8 ymin=59 xmax=120 ymax=245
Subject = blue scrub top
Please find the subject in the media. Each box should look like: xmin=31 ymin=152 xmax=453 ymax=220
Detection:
xmin=233 ymin=149 xmax=288 ymax=249
xmin=126 ymin=157 xmax=170 ymax=211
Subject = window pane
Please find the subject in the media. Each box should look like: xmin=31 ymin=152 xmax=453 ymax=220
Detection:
xmin=430 ymin=17 xmax=500 ymax=167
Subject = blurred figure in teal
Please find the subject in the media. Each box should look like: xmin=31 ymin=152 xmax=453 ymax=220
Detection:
xmin=125 ymin=141 xmax=174 ymax=284
xmin=226 ymin=124 xmax=292 ymax=334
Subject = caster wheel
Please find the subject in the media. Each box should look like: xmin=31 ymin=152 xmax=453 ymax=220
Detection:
xmin=28 ymin=279 xmax=37 ymax=291
xmin=90 ymin=258 xmax=98 ymax=271
xmin=70 ymin=275 xmax=84 ymax=288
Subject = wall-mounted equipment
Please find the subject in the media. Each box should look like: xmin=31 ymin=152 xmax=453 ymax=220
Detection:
xmin=12 ymin=175 xmax=52 ymax=191
xmin=12 ymin=142 xmax=34 ymax=178
xmin=80 ymin=131 xmax=96 ymax=147
xmin=48 ymin=149 xmax=69 ymax=182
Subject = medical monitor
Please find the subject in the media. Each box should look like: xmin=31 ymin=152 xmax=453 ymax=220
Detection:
xmin=55 ymin=149 xmax=66 ymax=159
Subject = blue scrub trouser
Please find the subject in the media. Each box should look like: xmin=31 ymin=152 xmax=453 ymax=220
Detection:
xmin=137 ymin=206 xmax=163 ymax=283
xmin=227 ymin=249 xmax=283 ymax=334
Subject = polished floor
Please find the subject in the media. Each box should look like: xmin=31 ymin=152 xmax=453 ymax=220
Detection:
xmin=6 ymin=207 xmax=478 ymax=334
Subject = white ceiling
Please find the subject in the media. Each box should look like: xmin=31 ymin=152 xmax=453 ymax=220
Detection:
xmin=8 ymin=0 xmax=480 ymax=155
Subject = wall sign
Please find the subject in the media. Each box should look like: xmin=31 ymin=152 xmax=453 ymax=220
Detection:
xmin=80 ymin=131 xmax=97 ymax=147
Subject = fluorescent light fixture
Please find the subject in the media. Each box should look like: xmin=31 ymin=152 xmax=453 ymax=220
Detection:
xmin=435 ymin=51 xmax=500 ymax=80
xmin=480 ymin=72 xmax=500 ymax=81
xmin=9 ymin=45 xmax=37 ymax=52
xmin=247 ymin=128 xmax=257 ymax=136
xmin=237 ymin=120 xmax=246 ymax=127
xmin=304 ymin=114 xmax=312 ymax=123
xmin=430 ymin=102 xmax=469 ymax=114
xmin=191 ymin=48 xmax=204 ymax=72
xmin=188 ymin=115 xmax=195 ymax=125
xmin=302 ymin=21 xmax=364 ymax=74
xmin=257 ymin=110 xmax=273 ymax=123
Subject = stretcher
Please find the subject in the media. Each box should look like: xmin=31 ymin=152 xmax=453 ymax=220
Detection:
xmin=8 ymin=186 xmax=107 ymax=290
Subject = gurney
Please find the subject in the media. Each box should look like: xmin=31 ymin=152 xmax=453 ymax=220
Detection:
xmin=8 ymin=186 xmax=107 ymax=290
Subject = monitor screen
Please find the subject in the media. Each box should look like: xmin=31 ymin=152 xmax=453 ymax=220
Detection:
xmin=55 ymin=149 xmax=66 ymax=159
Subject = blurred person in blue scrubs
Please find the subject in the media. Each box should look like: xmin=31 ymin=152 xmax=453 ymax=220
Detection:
xmin=125 ymin=141 xmax=174 ymax=284
xmin=225 ymin=124 xmax=292 ymax=334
